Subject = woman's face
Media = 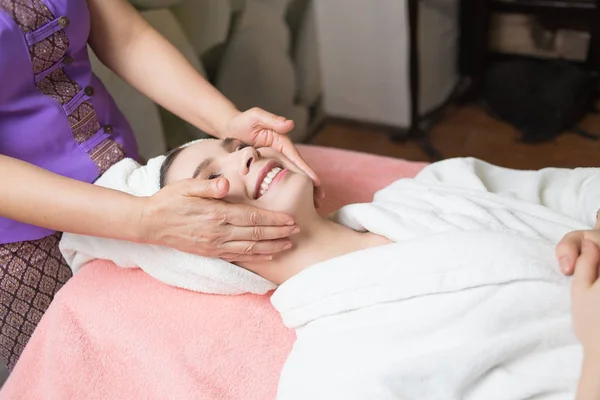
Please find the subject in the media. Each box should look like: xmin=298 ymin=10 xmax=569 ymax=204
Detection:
xmin=164 ymin=139 xmax=314 ymax=215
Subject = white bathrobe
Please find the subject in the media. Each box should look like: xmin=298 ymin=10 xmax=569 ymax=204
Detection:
xmin=271 ymin=157 xmax=600 ymax=400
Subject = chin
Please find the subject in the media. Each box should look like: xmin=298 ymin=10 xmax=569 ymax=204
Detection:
xmin=259 ymin=172 xmax=314 ymax=215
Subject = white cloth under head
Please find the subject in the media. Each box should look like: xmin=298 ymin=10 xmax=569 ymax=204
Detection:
xmin=59 ymin=139 xmax=277 ymax=295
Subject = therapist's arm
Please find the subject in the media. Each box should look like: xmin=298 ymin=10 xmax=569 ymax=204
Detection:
xmin=0 ymin=154 xmax=142 ymax=241
xmin=0 ymin=155 xmax=296 ymax=260
xmin=85 ymin=0 xmax=324 ymax=191
xmin=86 ymin=0 xmax=238 ymax=138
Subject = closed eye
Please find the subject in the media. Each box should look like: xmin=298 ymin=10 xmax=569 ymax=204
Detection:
xmin=236 ymin=143 xmax=249 ymax=151
xmin=207 ymin=173 xmax=222 ymax=180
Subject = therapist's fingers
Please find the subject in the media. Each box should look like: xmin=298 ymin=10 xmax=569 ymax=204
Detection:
xmin=573 ymin=239 xmax=600 ymax=289
xmin=556 ymin=230 xmax=585 ymax=275
xmin=222 ymin=202 xmax=295 ymax=228
xmin=254 ymin=130 xmax=321 ymax=186
xmin=224 ymin=225 xmax=300 ymax=242
xmin=142 ymin=178 xmax=297 ymax=258
xmin=315 ymin=186 xmax=325 ymax=200
xmin=276 ymin=135 xmax=321 ymax=186
xmin=313 ymin=186 xmax=326 ymax=209
xmin=220 ymin=253 xmax=275 ymax=263
xmin=180 ymin=177 xmax=229 ymax=199
xmin=220 ymin=239 xmax=293 ymax=256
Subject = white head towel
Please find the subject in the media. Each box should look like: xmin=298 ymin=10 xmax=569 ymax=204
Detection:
xmin=59 ymin=139 xmax=277 ymax=295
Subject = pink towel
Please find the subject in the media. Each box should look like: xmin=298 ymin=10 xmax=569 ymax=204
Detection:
xmin=0 ymin=145 xmax=426 ymax=400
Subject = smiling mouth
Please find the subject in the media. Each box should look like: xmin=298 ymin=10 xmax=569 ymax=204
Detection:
xmin=255 ymin=162 xmax=285 ymax=199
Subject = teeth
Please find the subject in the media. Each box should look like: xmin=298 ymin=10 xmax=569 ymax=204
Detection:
xmin=258 ymin=167 xmax=283 ymax=197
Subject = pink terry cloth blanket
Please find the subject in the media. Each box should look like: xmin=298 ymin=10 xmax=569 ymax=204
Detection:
xmin=0 ymin=145 xmax=427 ymax=400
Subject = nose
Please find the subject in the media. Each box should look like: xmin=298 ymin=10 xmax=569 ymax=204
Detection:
xmin=238 ymin=146 xmax=260 ymax=175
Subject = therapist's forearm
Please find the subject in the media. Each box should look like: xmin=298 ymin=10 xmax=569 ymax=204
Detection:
xmin=0 ymin=155 xmax=142 ymax=241
xmin=87 ymin=0 xmax=238 ymax=138
xmin=577 ymin=353 xmax=600 ymax=400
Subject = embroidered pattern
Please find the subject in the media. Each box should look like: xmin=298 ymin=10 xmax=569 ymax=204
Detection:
xmin=0 ymin=232 xmax=72 ymax=370
xmin=90 ymin=138 xmax=126 ymax=174
xmin=68 ymin=101 xmax=101 ymax=143
xmin=36 ymin=68 xmax=80 ymax=105
xmin=0 ymin=0 xmax=52 ymax=33
xmin=1 ymin=0 xmax=125 ymax=174
xmin=0 ymin=0 xmax=126 ymax=369
xmin=30 ymin=30 xmax=68 ymax=74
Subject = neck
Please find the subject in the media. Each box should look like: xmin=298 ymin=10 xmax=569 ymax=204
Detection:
xmin=240 ymin=209 xmax=386 ymax=285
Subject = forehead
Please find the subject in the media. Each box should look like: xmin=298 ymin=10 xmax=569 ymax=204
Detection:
xmin=181 ymin=139 xmax=222 ymax=159
xmin=168 ymin=139 xmax=224 ymax=181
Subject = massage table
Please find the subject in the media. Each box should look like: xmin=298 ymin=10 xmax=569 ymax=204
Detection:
xmin=0 ymin=145 xmax=426 ymax=400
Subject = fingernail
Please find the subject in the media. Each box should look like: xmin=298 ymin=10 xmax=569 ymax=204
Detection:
xmin=216 ymin=178 xmax=225 ymax=191
xmin=291 ymin=227 xmax=300 ymax=234
xmin=284 ymin=243 xmax=292 ymax=250
xmin=559 ymin=257 xmax=570 ymax=272
xmin=285 ymin=219 xmax=295 ymax=226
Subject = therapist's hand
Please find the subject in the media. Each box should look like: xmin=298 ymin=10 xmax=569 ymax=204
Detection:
xmin=225 ymin=108 xmax=325 ymax=207
xmin=556 ymin=209 xmax=600 ymax=275
xmin=138 ymin=177 xmax=299 ymax=262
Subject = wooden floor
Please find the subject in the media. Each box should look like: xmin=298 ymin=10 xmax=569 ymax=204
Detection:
xmin=310 ymin=106 xmax=600 ymax=170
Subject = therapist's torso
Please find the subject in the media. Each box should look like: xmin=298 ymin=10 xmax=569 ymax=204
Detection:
xmin=0 ymin=0 xmax=139 ymax=244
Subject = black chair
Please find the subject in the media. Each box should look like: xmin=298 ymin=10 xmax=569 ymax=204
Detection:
xmin=459 ymin=0 xmax=600 ymax=99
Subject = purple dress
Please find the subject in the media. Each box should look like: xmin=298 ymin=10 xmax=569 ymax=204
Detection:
xmin=0 ymin=0 xmax=138 ymax=369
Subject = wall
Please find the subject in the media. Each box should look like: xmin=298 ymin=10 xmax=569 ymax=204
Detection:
xmin=314 ymin=0 xmax=411 ymax=127
xmin=314 ymin=0 xmax=459 ymax=128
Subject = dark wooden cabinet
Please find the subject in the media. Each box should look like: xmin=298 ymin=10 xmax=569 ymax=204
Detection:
xmin=459 ymin=0 xmax=600 ymax=98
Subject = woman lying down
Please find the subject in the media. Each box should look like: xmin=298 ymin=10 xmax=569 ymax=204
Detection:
xmin=61 ymin=138 xmax=600 ymax=400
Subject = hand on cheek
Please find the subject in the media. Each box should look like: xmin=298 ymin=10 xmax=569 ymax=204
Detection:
xmin=141 ymin=176 xmax=301 ymax=261
xmin=224 ymin=107 xmax=322 ymax=187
